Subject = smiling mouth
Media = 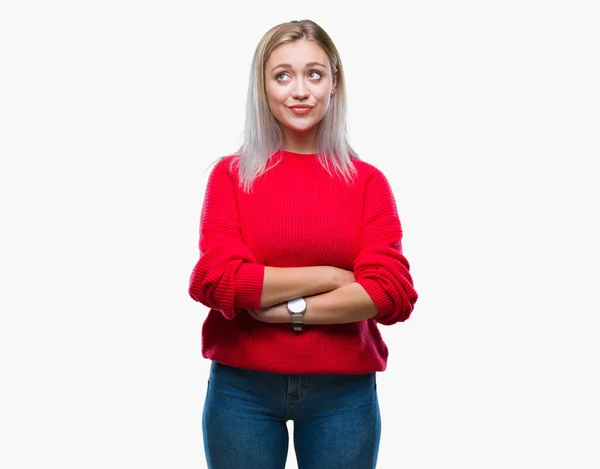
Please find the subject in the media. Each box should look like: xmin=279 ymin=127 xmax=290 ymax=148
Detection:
xmin=289 ymin=106 xmax=313 ymax=115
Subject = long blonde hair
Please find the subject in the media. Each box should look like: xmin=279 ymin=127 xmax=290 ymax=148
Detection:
xmin=236 ymin=19 xmax=358 ymax=191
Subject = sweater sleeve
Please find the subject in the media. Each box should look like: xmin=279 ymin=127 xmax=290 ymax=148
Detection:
xmin=353 ymin=168 xmax=418 ymax=325
xmin=188 ymin=158 xmax=264 ymax=319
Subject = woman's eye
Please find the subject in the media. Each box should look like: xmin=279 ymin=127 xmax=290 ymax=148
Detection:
xmin=309 ymin=71 xmax=322 ymax=80
xmin=276 ymin=73 xmax=290 ymax=82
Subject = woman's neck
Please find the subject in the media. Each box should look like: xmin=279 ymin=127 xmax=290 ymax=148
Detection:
xmin=281 ymin=127 xmax=317 ymax=154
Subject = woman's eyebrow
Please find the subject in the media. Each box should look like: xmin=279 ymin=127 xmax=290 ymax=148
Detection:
xmin=305 ymin=61 xmax=327 ymax=69
xmin=270 ymin=62 xmax=327 ymax=72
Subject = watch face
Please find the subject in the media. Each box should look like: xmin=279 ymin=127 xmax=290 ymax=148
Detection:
xmin=287 ymin=298 xmax=306 ymax=314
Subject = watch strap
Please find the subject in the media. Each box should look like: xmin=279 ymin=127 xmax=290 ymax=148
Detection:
xmin=291 ymin=314 xmax=303 ymax=332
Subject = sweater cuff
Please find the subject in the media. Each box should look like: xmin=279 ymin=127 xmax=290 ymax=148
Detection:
xmin=234 ymin=263 xmax=265 ymax=310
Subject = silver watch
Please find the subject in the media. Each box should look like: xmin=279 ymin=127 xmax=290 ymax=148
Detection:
xmin=286 ymin=298 xmax=307 ymax=332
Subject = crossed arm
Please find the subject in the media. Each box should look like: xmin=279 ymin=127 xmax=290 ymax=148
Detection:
xmin=252 ymin=266 xmax=378 ymax=325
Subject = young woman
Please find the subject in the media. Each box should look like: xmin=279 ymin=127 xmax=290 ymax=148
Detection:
xmin=188 ymin=19 xmax=418 ymax=469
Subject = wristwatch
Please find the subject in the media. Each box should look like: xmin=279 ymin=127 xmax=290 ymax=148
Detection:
xmin=286 ymin=298 xmax=307 ymax=332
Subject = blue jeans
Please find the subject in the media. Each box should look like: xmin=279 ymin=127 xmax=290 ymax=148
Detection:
xmin=203 ymin=361 xmax=381 ymax=469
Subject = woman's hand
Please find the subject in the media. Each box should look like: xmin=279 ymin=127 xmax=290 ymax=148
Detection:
xmin=247 ymin=304 xmax=291 ymax=324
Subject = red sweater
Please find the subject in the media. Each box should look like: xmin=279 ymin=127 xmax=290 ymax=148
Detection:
xmin=188 ymin=150 xmax=418 ymax=374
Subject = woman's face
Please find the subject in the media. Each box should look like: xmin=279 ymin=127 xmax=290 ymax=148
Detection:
xmin=264 ymin=39 xmax=336 ymax=141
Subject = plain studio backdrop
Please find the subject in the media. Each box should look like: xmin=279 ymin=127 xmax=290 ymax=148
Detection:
xmin=1 ymin=1 xmax=598 ymax=468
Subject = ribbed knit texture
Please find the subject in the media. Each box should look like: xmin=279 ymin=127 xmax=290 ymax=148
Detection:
xmin=189 ymin=150 xmax=418 ymax=374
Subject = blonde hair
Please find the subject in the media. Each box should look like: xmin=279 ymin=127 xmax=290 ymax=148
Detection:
xmin=236 ymin=19 xmax=358 ymax=191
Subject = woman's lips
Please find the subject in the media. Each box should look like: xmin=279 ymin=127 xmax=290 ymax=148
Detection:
xmin=289 ymin=106 xmax=313 ymax=115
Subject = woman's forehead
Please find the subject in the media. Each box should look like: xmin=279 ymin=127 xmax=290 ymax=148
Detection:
xmin=266 ymin=40 xmax=330 ymax=69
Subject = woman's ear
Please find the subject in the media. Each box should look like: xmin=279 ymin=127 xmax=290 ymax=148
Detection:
xmin=332 ymin=70 xmax=338 ymax=95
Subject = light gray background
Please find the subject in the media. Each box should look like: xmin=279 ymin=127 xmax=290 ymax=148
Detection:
xmin=1 ymin=1 xmax=598 ymax=468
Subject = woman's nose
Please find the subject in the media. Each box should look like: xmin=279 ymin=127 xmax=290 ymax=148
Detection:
xmin=291 ymin=79 xmax=310 ymax=99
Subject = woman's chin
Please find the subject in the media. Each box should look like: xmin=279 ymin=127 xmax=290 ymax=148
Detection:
xmin=281 ymin=121 xmax=319 ymax=134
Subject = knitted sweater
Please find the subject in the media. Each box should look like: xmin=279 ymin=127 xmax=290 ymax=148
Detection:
xmin=188 ymin=150 xmax=418 ymax=374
